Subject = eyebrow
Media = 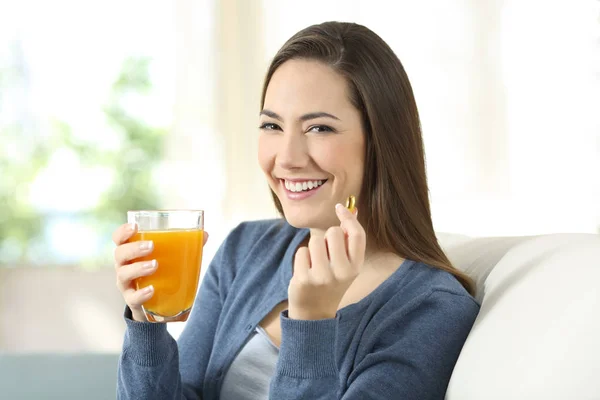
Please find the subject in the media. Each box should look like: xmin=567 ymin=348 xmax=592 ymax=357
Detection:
xmin=259 ymin=109 xmax=340 ymax=122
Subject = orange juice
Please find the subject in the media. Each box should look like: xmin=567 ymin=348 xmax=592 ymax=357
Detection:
xmin=128 ymin=229 xmax=203 ymax=321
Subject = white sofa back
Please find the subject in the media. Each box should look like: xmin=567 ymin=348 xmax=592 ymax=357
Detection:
xmin=439 ymin=233 xmax=600 ymax=400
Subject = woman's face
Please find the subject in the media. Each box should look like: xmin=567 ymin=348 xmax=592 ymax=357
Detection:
xmin=258 ymin=59 xmax=365 ymax=230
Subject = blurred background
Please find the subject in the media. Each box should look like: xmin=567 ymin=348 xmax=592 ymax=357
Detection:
xmin=0 ymin=0 xmax=598 ymax=354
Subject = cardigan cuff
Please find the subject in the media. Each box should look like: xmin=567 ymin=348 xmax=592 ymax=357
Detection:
xmin=277 ymin=310 xmax=338 ymax=379
xmin=122 ymin=306 xmax=174 ymax=367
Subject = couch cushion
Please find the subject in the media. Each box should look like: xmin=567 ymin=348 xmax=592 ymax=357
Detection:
xmin=438 ymin=233 xmax=600 ymax=399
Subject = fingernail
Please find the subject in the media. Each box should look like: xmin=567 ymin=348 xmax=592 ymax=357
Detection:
xmin=128 ymin=222 xmax=137 ymax=231
xmin=139 ymin=241 xmax=153 ymax=251
xmin=143 ymin=260 xmax=157 ymax=269
xmin=143 ymin=285 xmax=154 ymax=294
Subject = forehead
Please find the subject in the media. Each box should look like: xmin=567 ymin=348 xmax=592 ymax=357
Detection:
xmin=264 ymin=59 xmax=353 ymax=115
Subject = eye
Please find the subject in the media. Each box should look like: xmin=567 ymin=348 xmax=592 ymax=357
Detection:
xmin=258 ymin=122 xmax=282 ymax=131
xmin=307 ymin=125 xmax=335 ymax=133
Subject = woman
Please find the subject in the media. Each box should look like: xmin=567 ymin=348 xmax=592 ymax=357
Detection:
xmin=114 ymin=22 xmax=479 ymax=399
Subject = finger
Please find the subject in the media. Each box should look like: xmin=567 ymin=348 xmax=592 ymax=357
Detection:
xmin=114 ymin=241 xmax=154 ymax=267
xmin=325 ymin=227 xmax=350 ymax=274
xmin=124 ymin=285 xmax=154 ymax=308
xmin=112 ymin=223 xmax=137 ymax=246
xmin=116 ymin=260 xmax=158 ymax=292
xmin=335 ymin=204 xmax=366 ymax=266
xmin=293 ymin=246 xmax=311 ymax=282
xmin=308 ymin=232 xmax=329 ymax=263
xmin=308 ymin=233 xmax=332 ymax=282
xmin=203 ymin=231 xmax=210 ymax=246
xmin=335 ymin=202 xmax=359 ymax=223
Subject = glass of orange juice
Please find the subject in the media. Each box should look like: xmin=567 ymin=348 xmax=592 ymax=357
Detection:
xmin=126 ymin=210 xmax=204 ymax=323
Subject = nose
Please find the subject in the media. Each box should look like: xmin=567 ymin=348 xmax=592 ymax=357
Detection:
xmin=276 ymin=131 xmax=309 ymax=170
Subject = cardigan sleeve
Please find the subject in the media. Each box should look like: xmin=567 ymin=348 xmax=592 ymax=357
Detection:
xmin=117 ymin=238 xmax=227 ymax=400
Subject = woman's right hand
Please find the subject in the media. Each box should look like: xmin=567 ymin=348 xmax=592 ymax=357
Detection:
xmin=112 ymin=223 xmax=157 ymax=322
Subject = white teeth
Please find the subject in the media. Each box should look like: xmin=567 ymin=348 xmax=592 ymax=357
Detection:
xmin=284 ymin=179 xmax=325 ymax=192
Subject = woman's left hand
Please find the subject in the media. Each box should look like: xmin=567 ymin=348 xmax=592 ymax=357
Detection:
xmin=288 ymin=203 xmax=366 ymax=320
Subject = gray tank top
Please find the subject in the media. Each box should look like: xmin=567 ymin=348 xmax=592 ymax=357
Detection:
xmin=220 ymin=326 xmax=279 ymax=399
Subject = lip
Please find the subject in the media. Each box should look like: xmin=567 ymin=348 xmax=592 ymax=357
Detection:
xmin=279 ymin=179 xmax=327 ymax=200
xmin=280 ymin=177 xmax=328 ymax=182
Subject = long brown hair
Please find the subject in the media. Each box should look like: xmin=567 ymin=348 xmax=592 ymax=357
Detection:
xmin=260 ymin=22 xmax=475 ymax=295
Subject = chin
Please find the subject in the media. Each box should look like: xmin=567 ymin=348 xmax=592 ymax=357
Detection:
xmin=281 ymin=208 xmax=336 ymax=231
xmin=273 ymin=183 xmax=339 ymax=230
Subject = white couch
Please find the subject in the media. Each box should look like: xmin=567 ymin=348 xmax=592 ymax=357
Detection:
xmin=439 ymin=232 xmax=600 ymax=400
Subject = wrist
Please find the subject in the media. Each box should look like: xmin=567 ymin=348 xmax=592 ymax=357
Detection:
xmin=132 ymin=311 xmax=147 ymax=322
xmin=125 ymin=305 xmax=148 ymax=322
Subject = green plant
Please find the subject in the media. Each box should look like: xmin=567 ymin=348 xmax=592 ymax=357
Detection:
xmin=0 ymin=57 xmax=166 ymax=268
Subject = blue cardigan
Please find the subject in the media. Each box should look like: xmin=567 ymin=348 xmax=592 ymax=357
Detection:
xmin=117 ymin=219 xmax=479 ymax=399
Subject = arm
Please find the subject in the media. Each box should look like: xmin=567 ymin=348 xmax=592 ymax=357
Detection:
xmin=269 ymin=290 xmax=479 ymax=400
xmin=117 ymin=242 xmax=226 ymax=400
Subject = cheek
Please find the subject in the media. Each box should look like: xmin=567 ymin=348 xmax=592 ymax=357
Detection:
xmin=313 ymin=139 xmax=364 ymax=177
xmin=257 ymin=135 xmax=274 ymax=173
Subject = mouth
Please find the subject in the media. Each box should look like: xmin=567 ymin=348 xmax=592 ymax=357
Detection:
xmin=278 ymin=178 xmax=329 ymax=201
xmin=281 ymin=178 xmax=328 ymax=193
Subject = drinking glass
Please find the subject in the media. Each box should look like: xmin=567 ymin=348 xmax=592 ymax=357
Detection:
xmin=126 ymin=210 xmax=204 ymax=322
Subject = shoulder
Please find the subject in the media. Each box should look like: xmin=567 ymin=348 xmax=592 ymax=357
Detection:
xmin=398 ymin=260 xmax=477 ymax=304
xmin=355 ymin=261 xmax=479 ymax=363
xmin=384 ymin=260 xmax=480 ymax=327
xmin=223 ymin=218 xmax=302 ymax=250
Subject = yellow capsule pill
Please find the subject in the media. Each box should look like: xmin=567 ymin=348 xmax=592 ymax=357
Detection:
xmin=345 ymin=195 xmax=356 ymax=213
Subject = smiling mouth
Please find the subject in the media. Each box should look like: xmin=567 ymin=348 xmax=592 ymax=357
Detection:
xmin=282 ymin=179 xmax=328 ymax=193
